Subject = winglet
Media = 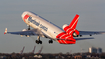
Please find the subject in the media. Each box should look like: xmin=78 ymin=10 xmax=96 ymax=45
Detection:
xmin=4 ymin=28 xmax=7 ymax=34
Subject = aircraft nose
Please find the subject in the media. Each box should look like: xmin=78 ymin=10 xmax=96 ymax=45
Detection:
xmin=21 ymin=12 xmax=29 ymax=22
xmin=23 ymin=15 xmax=29 ymax=22
xmin=21 ymin=12 xmax=27 ymax=19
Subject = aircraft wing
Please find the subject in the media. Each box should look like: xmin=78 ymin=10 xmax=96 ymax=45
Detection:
xmin=4 ymin=28 xmax=44 ymax=37
xmin=79 ymin=31 xmax=105 ymax=36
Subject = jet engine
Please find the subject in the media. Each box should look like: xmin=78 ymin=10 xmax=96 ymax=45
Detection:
xmin=22 ymin=29 xmax=28 ymax=31
xmin=62 ymin=24 xmax=79 ymax=37
xmin=22 ymin=29 xmax=30 ymax=37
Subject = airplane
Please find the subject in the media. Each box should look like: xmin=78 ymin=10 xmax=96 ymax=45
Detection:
xmin=4 ymin=11 xmax=105 ymax=44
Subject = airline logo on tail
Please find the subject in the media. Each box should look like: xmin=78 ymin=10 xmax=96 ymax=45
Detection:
xmin=56 ymin=14 xmax=79 ymax=44
xmin=69 ymin=14 xmax=79 ymax=29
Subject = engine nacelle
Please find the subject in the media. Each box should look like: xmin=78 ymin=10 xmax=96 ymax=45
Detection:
xmin=25 ymin=35 xmax=30 ymax=37
xmin=72 ymin=32 xmax=78 ymax=37
xmin=22 ymin=29 xmax=28 ymax=31
xmin=62 ymin=24 xmax=79 ymax=37
xmin=62 ymin=24 xmax=69 ymax=30
xmin=21 ymin=29 xmax=30 ymax=37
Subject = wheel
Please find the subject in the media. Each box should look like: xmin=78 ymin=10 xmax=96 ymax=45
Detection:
xmin=80 ymin=35 xmax=82 ymax=37
xmin=36 ymin=40 xmax=39 ymax=44
xmin=28 ymin=27 xmax=30 ymax=30
xmin=36 ymin=40 xmax=42 ymax=44
xmin=49 ymin=40 xmax=53 ymax=44
xmin=39 ymin=40 xmax=42 ymax=44
xmin=49 ymin=40 xmax=51 ymax=43
xmin=51 ymin=40 xmax=53 ymax=43
xmin=28 ymin=26 xmax=30 ymax=30
xmin=35 ymin=40 xmax=38 ymax=43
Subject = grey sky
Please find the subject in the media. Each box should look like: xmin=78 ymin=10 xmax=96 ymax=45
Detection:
xmin=0 ymin=0 xmax=105 ymax=53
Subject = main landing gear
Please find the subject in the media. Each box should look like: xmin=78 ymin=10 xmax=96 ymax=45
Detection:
xmin=35 ymin=36 xmax=53 ymax=44
xmin=35 ymin=36 xmax=42 ymax=44
xmin=49 ymin=40 xmax=53 ymax=44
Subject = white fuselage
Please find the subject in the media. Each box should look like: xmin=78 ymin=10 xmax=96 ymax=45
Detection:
xmin=21 ymin=11 xmax=63 ymax=39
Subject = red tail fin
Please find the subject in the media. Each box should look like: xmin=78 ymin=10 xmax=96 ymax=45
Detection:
xmin=69 ymin=14 xmax=79 ymax=29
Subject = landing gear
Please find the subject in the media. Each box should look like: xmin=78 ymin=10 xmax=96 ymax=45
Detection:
xmin=36 ymin=40 xmax=42 ymax=44
xmin=35 ymin=36 xmax=42 ymax=44
xmin=28 ymin=25 xmax=30 ymax=30
xmin=49 ymin=40 xmax=53 ymax=44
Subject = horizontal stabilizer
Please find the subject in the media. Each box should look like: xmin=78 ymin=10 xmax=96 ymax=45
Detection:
xmin=75 ymin=37 xmax=94 ymax=41
xmin=79 ymin=31 xmax=105 ymax=35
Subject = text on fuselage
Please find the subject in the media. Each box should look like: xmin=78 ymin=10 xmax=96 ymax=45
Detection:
xmin=28 ymin=17 xmax=48 ymax=31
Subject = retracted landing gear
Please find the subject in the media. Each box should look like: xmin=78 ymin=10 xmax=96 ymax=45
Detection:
xmin=35 ymin=36 xmax=42 ymax=44
xmin=49 ymin=40 xmax=53 ymax=44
